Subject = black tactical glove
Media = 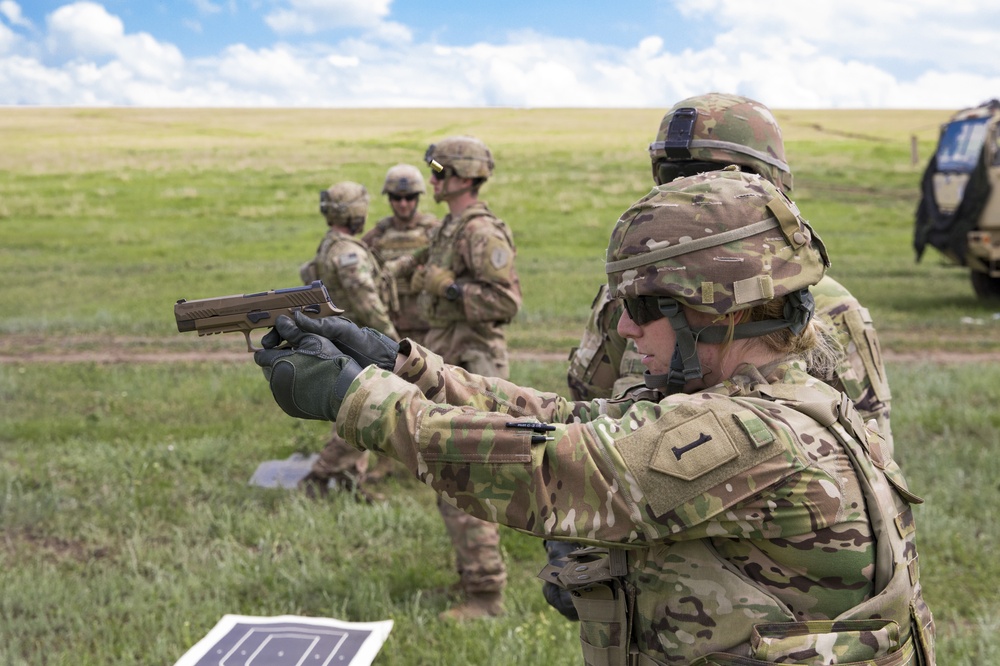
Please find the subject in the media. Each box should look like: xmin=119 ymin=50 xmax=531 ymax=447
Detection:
xmin=254 ymin=315 xmax=363 ymax=421
xmin=262 ymin=310 xmax=399 ymax=372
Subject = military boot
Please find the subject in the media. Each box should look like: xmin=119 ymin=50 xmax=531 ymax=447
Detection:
xmin=438 ymin=591 xmax=504 ymax=621
xmin=299 ymin=471 xmax=383 ymax=504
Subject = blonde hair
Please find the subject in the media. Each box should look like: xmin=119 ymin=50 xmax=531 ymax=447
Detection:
xmin=743 ymin=295 xmax=842 ymax=376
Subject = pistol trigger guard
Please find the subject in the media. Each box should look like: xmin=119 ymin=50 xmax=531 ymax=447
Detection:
xmin=244 ymin=331 xmax=261 ymax=353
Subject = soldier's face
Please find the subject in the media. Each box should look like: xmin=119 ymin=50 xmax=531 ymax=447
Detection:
xmin=389 ymin=193 xmax=418 ymax=220
xmin=617 ymin=309 xmax=677 ymax=376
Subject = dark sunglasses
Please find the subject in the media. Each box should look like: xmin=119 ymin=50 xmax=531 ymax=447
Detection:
xmin=655 ymin=161 xmax=736 ymax=186
xmin=430 ymin=167 xmax=454 ymax=182
xmin=389 ymin=193 xmax=419 ymax=202
xmin=621 ymin=296 xmax=666 ymax=326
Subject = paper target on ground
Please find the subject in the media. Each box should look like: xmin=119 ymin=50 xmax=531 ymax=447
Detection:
xmin=174 ymin=614 xmax=393 ymax=666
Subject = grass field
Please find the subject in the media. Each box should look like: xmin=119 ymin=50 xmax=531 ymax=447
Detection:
xmin=2 ymin=108 xmax=1000 ymax=665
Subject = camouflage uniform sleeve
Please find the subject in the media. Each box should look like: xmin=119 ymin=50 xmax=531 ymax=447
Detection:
xmin=328 ymin=240 xmax=400 ymax=340
xmin=338 ymin=344 xmax=847 ymax=547
xmin=456 ymin=216 xmax=521 ymax=323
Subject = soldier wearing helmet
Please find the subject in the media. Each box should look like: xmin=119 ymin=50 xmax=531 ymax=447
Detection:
xmin=556 ymin=93 xmax=896 ymax=623
xmin=568 ymin=93 xmax=892 ymax=447
xmin=297 ymin=180 xmax=399 ymax=502
xmin=362 ymin=164 xmax=440 ymax=346
xmin=254 ymin=169 xmax=935 ymax=665
xmin=400 ymin=135 xmax=521 ymax=621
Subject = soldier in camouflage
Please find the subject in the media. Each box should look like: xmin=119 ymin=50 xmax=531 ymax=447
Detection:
xmin=556 ymin=93 xmax=896 ymax=621
xmin=254 ymin=168 xmax=935 ymax=665
xmin=389 ymin=136 xmax=522 ymax=620
xmin=362 ymin=164 xmax=440 ymax=346
xmin=568 ymin=93 xmax=892 ymax=448
xmin=297 ymin=181 xmax=399 ymax=502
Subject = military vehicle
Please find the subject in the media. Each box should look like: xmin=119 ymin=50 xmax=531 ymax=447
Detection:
xmin=914 ymin=99 xmax=1000 ymax=299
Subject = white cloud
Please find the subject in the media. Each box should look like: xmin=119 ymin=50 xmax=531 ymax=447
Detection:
xmin=0 ymin=0 xmax=31 ymax=28
xmin=46 ymin=2 xmax=124 ymax=58
xmin=2 ymin=0 xmax=998 ymax=108
xmin=0 ymin=21 xmax=17 ymax=56
xmin=265 ymin=0 xmax=392 ymax=35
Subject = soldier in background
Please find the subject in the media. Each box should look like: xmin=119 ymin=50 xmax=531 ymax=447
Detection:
xmin=553 ymin=92 xmax=895 ymax=620
xmin=298 ymin=181 xmax=399 ymax=502
xmin=403 ymin=136 xmax=522 ymax=620
xmin=358 ymin=164 xmax=440 ymax=483
xmin=253 ymin=169 xmax=935 ymax=665
xmin=363 ymin=164 xmax=440 ymax=347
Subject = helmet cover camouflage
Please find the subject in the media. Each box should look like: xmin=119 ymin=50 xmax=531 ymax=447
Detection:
xmin=606 ymin=167 xmax=828 ymax=316
xmin=424 ymin=136 xmax=494 ymax=180
xmin=382 ymin=163 xmax=426 ymax=195
xmin=320 ymin=181 xmax=369 ymax=233
xmin=649 ymin=93 xmax=793 ymax=192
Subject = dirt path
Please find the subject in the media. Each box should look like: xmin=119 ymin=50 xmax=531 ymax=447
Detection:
xmin=1 ymin=334 xmax=998 ymax=365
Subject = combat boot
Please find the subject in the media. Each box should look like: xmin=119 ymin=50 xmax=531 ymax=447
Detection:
xmin=438 ymin=591 xmax=504 ymax=621
xmin=299 ymin=471 xmax=384 ymax=504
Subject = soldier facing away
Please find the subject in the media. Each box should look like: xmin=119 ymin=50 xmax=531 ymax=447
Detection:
xmin=297 ymin=181 xmax=398 ymax=502
xmin=254 ymin=168 xmax=935 ymax=665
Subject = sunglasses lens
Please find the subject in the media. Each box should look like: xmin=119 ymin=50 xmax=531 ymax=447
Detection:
xmin=622 ymin=296 xmax=663 ymax=325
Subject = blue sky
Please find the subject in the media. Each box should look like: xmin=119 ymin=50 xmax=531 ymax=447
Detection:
xmin=2 ymin=0 xmax=999 ymax=108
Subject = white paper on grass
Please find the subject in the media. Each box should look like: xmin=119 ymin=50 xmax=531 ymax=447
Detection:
xmin=174 ymin=614 xmax=393 ymax=666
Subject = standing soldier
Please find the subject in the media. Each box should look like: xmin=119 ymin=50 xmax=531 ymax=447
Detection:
xmin=408 ymin=136 xmax=522 ymax=620
xmin=298 ymin=181 xmax=399 ymax=502
xmin=363 ymin=164 xmax=440 ymax=346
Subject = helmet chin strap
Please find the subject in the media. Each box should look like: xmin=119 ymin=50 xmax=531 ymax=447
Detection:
xmin=643 ymin=289 xmax=815 ymax=395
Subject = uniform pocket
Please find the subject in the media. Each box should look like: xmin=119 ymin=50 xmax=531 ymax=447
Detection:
xmin=750 ymin=619 xmax=902 ymax=663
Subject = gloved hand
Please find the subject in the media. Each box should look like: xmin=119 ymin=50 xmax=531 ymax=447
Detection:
xmin=423 ymin=265 xmax=457 ymax=297
xmin=267 ymin=310 xmax=399 ymax=372
xmin=254 ymin=315 xmax=363 ymax=421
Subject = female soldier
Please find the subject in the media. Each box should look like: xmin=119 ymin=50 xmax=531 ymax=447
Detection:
xmin=254 ymin=168 xmax=935 ymax=665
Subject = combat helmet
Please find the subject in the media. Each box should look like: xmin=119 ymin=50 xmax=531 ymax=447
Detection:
xmin=424 ymin=136 xmax=494 ymax=180
xmin=382 ymin=163 xmax=426 ymax=196
xmin=320 ymin=181 xmax=369 ymax=234
xmin=649 ymin=93 xmax=793 ymax=193
xmin=606 ymin=167 xmax=829 ymax=391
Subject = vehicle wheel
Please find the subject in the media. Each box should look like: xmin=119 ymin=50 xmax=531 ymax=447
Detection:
xmin=970 ymin=271 xmax=1000 ymax=300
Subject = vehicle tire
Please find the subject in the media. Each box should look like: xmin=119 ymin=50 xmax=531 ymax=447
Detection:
xmin=970 ymin=271 xmax=1000 ymax=300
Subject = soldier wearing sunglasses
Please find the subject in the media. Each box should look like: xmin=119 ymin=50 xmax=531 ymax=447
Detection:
xmin=362 ymin=164 xmax=440 ymax=347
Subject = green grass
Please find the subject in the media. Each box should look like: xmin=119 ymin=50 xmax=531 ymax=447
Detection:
xmin=1 ymin=108 xmax=998 ymax=664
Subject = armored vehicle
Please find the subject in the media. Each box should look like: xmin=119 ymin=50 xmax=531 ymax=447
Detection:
xmin=914 ymin=99 xmax=1000 ymax=299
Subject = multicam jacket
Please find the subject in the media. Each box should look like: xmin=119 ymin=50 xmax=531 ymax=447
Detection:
xmin=415 ymin=201 xmax=521 ymax=369
xmin=566 ymin=276 xmax=894 ymax=454
xmin=362 ymin=212 xmax=439 ymax=336
xmin=302 ymin=228 xmax=399 ymax=340
xmin=339 ymin=342 xmax=934 ymax=666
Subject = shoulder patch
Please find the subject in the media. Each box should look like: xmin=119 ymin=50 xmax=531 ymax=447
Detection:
xmin=649 ymin=412 xmax=737 ymax=481
xmin=337 ymin=252 xmax=360 ymax=267
xmin=615 ymin=400 xmax=785 ymax=520
xmin=490 ymin=246 xmax=510 ymax=269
